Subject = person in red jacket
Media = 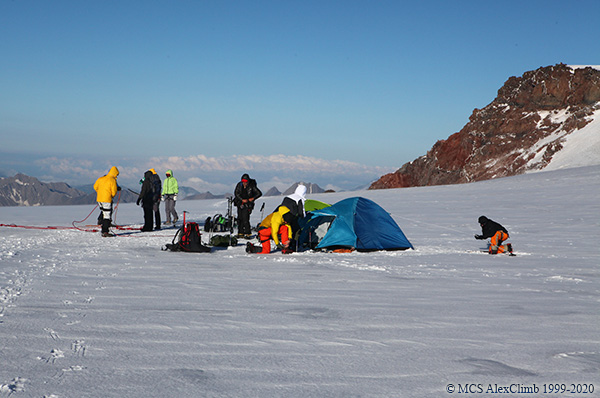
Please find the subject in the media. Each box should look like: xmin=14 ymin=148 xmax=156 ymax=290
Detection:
xmin=475 ymin=215 xmax=514 ymax=255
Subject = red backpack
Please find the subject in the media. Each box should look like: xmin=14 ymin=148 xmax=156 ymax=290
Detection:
xmin=164 ymin=222 xmax=211 ymax=252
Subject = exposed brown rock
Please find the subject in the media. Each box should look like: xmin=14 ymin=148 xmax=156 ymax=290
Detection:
xmin=370 ymin=64 xmax=600 ymax=189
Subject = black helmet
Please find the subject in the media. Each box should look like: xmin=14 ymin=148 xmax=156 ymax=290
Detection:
xmin=478 ymin=216 xmax=488 ymax=224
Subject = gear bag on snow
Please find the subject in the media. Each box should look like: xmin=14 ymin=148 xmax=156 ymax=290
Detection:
xmin=164 ymin=222 xmax=211 ymax=253
xmin=209 ymin=234 xmax=238 ymax=247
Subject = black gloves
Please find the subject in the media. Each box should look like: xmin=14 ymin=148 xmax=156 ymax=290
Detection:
xmin=136 ymin=198 xmax=141 ymax=206
xmin=474 ymin=234 xmax=484 ymax=240
xmin=117 ymin=186 xmax=122 ymax=191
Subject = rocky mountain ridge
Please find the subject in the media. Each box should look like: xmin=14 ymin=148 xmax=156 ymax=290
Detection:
xmin=370 ymin=64 xmax=600 ymax=189
xmin=0 ymin=174 xmax=138 ymax=206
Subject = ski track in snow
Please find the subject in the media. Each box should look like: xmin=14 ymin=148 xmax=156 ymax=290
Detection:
xmin=0 ymin=165 xmax=598 ymax=397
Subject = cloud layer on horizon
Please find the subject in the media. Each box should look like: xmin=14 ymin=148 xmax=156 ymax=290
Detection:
xmin=1 ymin=153 xmax=394 ymax=193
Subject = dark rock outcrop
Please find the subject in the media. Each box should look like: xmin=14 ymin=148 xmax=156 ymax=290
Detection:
xmin=370 ymin=64 xmax=600 ymax=189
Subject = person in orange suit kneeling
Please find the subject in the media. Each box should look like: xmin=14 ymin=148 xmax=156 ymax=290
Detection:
xmin=475 ymin=215 xmax=514 ymax=255
xmin=247 ymin=206 xmax=294 ymax=254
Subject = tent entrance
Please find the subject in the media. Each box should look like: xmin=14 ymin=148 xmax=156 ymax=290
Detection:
xmin=303 ymin=215 xmax=335 ymax=250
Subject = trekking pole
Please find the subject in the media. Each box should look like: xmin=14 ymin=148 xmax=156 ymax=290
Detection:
xmin=182 ymin=211 xmax=188 ymax=227
xmin=227 ymin=197 xmax=233 ymax=246
xmin=259 ymin=202 xmax=265 ymax=220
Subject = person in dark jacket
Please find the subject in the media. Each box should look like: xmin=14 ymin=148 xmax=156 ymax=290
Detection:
xmin=276 ymin=184 xmax=307 ymax=249
xmin=475 ymin=215 xmax=513 ymax=254
xmin=148 ymin=168 xmax=162 ymax=230
xmin=280 ymin=184 xmax=307 ymax=220
xmin=137 ymin=170 xmax=155 ymax=232
xmin=233 ymin=173 xmax=262 ymax=238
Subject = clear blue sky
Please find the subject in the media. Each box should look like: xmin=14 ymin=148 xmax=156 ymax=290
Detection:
xmin=1 ymin=0 xmax=598 ymax=192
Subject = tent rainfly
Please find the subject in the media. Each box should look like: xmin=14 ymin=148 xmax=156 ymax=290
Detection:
xmin=299 ymin=197 xmax=414 ymax=252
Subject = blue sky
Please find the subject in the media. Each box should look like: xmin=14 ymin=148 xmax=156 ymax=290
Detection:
xmin=1 ymin=0 xmax=598 ymax=193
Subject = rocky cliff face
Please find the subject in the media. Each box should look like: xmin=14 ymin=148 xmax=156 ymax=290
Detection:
xmin=370 ymin=64 xmax=600 ymax=189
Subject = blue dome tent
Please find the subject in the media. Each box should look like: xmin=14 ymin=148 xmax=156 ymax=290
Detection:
xmin=299 ymin=197 xmax=414 ymax=252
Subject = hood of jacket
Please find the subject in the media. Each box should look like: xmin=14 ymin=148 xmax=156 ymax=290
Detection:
xmin=294 ymin=184 xmax=307 ymax=198
xmin=166 ymin=169 xmax=173 ymax=176
xmin=108 ymin=166 xmax=119 ymax=178
xmin=288 ymin=184 xmax=307 ymax=202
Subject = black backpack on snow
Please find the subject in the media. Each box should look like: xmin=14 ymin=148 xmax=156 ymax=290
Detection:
xmin=210 ymin=213 xmax=232 ymax=232
xmin=164 ymin=222 xmax=211 ymax=253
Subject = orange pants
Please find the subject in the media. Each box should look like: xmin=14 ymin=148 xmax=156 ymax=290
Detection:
xmin=490 ymin=231 xmax=509 ymax=254
xmin=258 ymin=225 xmax=289 ymax=254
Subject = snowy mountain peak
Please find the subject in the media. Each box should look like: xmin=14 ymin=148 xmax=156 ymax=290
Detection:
xmin=370 ymin=63 xmax=600 ymax=189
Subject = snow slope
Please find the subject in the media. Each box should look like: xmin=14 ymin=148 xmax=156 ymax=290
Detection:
xmin=1 ymin=165 xmax=599 ymax=397
xmin=543 ymin=108 xmax=600 ymax=171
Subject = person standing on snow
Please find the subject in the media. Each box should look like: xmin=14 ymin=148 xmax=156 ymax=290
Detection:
xmin=137 ymin=170 xmax=155 ymax=232
xmin=233 ymin=173 xmax=262 ymax=238
xmin=148 ymin=168 xmax=162 ymax=230
xmin=93 ymin=166 xmax=121 ymax=237
xmin=161 ymin=169 xmax=179 ymax=225
xmin=475 ymin=215 xmax=513 ymax=255
xmin=246 ymin=206 xmax=295 ymax=254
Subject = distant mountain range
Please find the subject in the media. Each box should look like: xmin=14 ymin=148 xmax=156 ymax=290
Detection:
xmin=282 ymin=182 xmax=327 ymax=195
xmin=0 ymin=173 xmax=139 ymax=206
xmin=0 ymin=174 xmax=327 ymax=207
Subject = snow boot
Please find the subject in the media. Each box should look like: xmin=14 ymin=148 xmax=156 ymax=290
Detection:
xmin=507 ymin=243 xmax=516 ymax=256
xmin=101 ymin=219 xmax=111 ymax=236
xmin=246 ymin=242 xmax=262 ymax=253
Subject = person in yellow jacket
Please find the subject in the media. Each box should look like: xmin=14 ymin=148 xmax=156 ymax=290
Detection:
xmin=93 ymin=166 xmax=120 ymax=237
xmin=246 ymin=206 xmax=294 ymax=254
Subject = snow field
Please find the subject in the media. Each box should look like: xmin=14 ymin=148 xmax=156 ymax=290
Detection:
xmin=0 ymin=165 xmax=598 ymax=397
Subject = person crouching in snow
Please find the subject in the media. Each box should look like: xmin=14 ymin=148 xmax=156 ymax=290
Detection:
xmin=246 ymin=206 xmax=295 ymax=254
xmin=475 ymin=215 xmax=513 ymax=255
xmin=277 ymin=184 xmax=307 ymax=247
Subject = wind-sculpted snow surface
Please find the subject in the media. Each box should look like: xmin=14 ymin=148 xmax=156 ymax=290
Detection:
xmin=0 ymin=166 xmax=598 ymax=397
